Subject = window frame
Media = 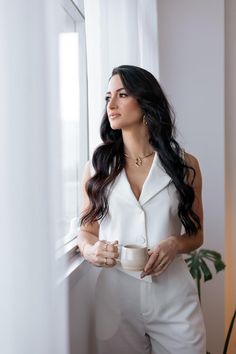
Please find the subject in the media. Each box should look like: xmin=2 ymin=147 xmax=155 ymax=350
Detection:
xmin=57 ymin=0 xmax=88 ymax=265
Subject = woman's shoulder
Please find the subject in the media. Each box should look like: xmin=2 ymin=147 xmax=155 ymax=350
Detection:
xmin=82 ymin=160 xmax=94 ymax=182
xmin=182 ymin=151 xmax=202 ymax=187
xmin=183 ymin=151 xmax=200 ymax=169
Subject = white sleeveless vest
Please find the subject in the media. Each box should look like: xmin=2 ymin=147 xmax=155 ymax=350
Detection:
xmin=99 ymin=152 xmax=182 ymax=247
xmin=97 ymin=152 xmax=183 ymax=281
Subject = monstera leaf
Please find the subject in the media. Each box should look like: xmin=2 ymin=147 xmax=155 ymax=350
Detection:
xmin=185 ymin=248 xmax=225 ymax=302
xmin=185 ymin=249 xmax=236 ymax=354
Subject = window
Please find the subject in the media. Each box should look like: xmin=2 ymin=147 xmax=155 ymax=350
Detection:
xmin=57 ymin=0 xmax=88 ymax=255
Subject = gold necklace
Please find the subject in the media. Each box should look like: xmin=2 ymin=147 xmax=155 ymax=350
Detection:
xmin=124 ymin=151 xmax=154 ymax=167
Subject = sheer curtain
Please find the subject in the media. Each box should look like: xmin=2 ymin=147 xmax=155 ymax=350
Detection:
xmin=84 ymin=0 xmax=159 ymax=155
xmin=0 ymin=1 xmax=68 ymax=353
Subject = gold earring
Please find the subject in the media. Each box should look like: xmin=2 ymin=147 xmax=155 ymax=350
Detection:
xmin=143 ymin=115 xmax=148 ymax=125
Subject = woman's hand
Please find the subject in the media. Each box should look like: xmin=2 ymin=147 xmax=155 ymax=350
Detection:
xmin=83 ymin=240 xmax=119 ymax=267
xmin=141 ymin=236 xmax=179 ymax=278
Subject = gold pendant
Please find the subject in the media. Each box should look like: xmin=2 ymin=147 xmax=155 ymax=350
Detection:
xmin=135 ymin=157 xmax=143 ymax=167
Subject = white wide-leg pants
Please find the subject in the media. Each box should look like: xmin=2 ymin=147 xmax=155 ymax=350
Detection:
xmin=94 ymin=256 xmax=206 ymax=354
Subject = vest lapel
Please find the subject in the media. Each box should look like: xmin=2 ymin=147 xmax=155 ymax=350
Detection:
xmin=110 ymin=152 xmax=172 ymax=207
xmin=109 ymin=169 xmax=141 ymax=208
xmin=139 ymin=152 xmax=172 ymax=206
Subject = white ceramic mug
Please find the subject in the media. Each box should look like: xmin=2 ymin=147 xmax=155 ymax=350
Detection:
xmin=120 ymin=244 xmax=148 ymax=271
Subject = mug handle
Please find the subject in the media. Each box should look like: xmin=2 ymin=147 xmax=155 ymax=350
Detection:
xmin=116 ymin=243 xmax=122 ymax=264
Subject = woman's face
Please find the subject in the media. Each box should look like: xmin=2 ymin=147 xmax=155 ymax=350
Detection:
xmin=106 ymin=74 xmax=143 ymax=130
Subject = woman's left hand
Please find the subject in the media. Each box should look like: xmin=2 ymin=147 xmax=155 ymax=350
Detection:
xmin=141 ymin=236 xmax=179 ymax=278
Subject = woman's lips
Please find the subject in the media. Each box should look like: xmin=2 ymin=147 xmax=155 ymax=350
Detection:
xmin=109 ymin=114 xmax=121 ymax=119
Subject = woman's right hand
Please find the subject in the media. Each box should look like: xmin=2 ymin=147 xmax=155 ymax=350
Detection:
xmin=83 ymin=240 xmax=119 ymax=267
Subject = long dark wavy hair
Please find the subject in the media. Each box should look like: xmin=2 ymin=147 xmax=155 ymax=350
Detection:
xmin=80 ymin=65 xmax=201 ymax=235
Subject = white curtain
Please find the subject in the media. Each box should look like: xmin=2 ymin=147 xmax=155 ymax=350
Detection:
xmin=84 ymin=0 xmax=159 ymax=155
xmin=0 ymin=1 xmax=68 ymax=353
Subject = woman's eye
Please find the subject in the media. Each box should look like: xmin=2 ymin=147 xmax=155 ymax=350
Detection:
xmin=105 ymin=93 xmax=127 ymax=102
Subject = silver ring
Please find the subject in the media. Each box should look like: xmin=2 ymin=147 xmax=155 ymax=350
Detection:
xmin=159 ymin=262 xmax=164 ymax=268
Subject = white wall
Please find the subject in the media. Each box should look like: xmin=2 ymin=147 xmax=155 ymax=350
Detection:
xmin=157 ymin=1 xmax=225 ymax=353
xmin=225 ymin=0 xmax=236 ymax=352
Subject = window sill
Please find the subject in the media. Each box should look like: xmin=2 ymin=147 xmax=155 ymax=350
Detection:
xmin=56 ymin=217 xmax=90 ymax=283
xmin=63 ymin=236 xmax=86 ymax=279
xmin=66 ymin=249 xmax=84 ymax=277
xmin=56 ymin=234 xmax=85 ymax=279
xmin=62 ymin=235 xmax=92 ymax=287
xmin=66 ymin=252 xmax=92 ymax=289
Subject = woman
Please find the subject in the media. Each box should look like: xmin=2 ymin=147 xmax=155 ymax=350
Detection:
xmin=78 ymin=65 xmax=206 ymax=354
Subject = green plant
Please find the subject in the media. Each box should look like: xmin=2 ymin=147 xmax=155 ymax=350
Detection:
xmin=185 ymin=248 xmax=225 ymax=302
xmin=185 ymin=249 xmax=236 ymax=353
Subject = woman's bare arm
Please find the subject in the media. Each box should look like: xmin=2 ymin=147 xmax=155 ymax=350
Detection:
xmin=77 ymin=161 xmax=118 ymax=267
xmin=173 ymin=152 xmax=204 ymax=253
xmin=77 ymin=161 xmax=100 ymax=254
